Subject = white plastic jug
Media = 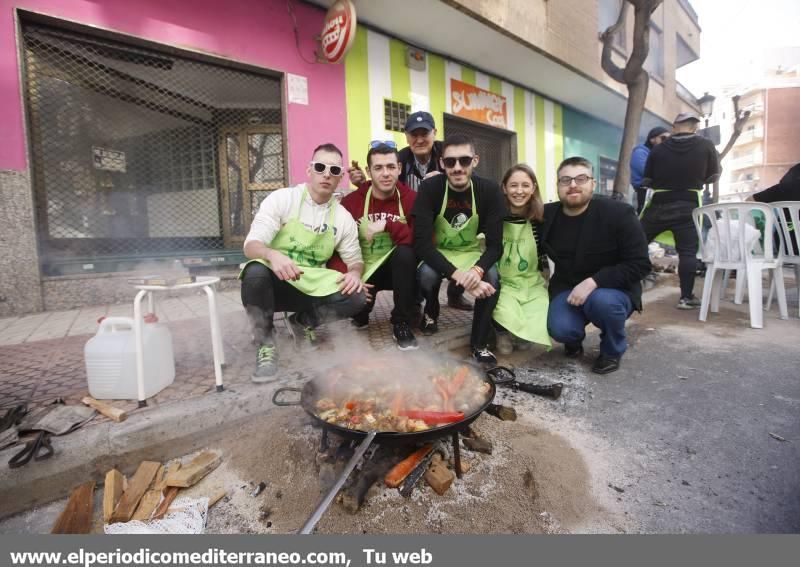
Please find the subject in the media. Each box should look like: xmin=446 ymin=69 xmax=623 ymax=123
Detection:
xmin=85 ymin=316 xmax=175 ymax=400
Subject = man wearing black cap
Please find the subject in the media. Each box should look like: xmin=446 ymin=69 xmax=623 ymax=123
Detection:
xmin=396 ymin=111 xmax=444 ymax=191
xmin=630 ymin=126 xmax=670 ymax=213
xmin=641 ymin=112 xmax=721 ymax=309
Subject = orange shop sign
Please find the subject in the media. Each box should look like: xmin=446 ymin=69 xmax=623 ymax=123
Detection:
xmin=450 ymin=79 xmax=507 ymax=129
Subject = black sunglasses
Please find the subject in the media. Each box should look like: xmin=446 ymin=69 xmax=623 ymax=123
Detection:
xmin=441 ymin=156 xmax=474 ymax=168
xmin=310 ymin=162 xmax=343 ymax=176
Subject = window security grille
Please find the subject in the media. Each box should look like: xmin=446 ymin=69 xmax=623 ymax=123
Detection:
xmin=384 ymin=99 xmax=410 ymax=132
xmin=21 ymin=24 xmax=285 ymax=275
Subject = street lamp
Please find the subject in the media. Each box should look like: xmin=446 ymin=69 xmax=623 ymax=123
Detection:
xmin=697 ymin=92 xmax=716 ymax=127
xmin=696 ymin=92 xmax=717 ymax=204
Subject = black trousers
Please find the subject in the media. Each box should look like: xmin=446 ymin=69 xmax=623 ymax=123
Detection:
xmin=354 ymin=244 xmax=416 ymax=325
xmin=418 ymin=263 xmax=500 ymax=348
xmin=640 ymin=201 xmax=699 ymax=298
xmin=634 ymin=187 xmax=647 ymax=214
xmin=240 ymin=262 xmax=367 ymax=343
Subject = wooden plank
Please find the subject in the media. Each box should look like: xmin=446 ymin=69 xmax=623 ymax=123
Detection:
xmin=109 ymin=461 xmax=161 ymax=523
xmin=131 ymin=490 xmax=161 ymax=522
xmin=155 ymin=462 xmax=180 ymax=491
xmin=102 ymin=469 xmax=125 ymax=523
xmin=131 ymin=465 xmax=166 ymax=521
xmin=207 ymin=488 xmax=228 ymax=508
xmin=52 ymin=481 xmax=96 ymax=534
xmin=151 ymin=486 xmax=179 ymax=520
xmin=165 ymin=451 xmax=221 ymax=488
xmin=81 ymin=396 xmax=127 ymax=422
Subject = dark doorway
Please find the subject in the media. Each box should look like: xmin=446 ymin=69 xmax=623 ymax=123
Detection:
xmin=442 ymin=115 xmax=516 ymax=184
xmin=21 ymin=22 xmax=285 ymax=275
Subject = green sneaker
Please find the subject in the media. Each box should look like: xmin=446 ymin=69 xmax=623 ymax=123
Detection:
xmin=252 ymin=343 xmax=278 ymax=383
xmin=287 ymin=313 xmax=319 ymax=350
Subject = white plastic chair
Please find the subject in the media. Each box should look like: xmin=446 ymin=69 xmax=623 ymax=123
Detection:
xmin=693 ymin=202 xmax=788 ymax=328
xmin=766 ymin=201 xmax=800 ymax=317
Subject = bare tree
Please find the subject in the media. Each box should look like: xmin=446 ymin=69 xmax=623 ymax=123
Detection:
xmin=600 ymin=0 xmax=663 ymax=200
xmin=711 ymin=95 xmax=751 ymax=202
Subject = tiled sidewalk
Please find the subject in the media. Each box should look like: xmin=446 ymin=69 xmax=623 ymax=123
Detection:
xmin=0 ymin=287 xmax=473 ymax=416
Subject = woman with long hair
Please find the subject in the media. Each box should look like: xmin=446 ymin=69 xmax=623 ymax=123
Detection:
xmin=492 ymin=164 xmax=551 ymax=354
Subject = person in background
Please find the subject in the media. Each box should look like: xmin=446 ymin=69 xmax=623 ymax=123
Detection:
xmin=329 ymin=142 xmax=419 ymax=350
xmin=541 ymin=157 xmax=650 ymax=374
xmin=412 ymin=134 xmax=506 ymax=364
xmin=630 ymin=126 xmax=670 ymax=213
xmin=749 ymin=162 xmax=800 ymax=253
xmin=640 ymin=112 xmax=721 ymax=310
xmin=348 ymin=112 xmax=473 ymax=312
xmin=749 ymin=163 xmax=800 ymax=203
xmin=492 ymin=164 xmax=551 ymax=355
xmin=240 ymin=143 xmax=367 ymax=381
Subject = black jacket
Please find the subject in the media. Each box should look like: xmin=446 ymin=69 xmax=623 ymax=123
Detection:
xmin=398 ymin=141 xmax=444 ymax=189
xmin=412 ymin=173 xmax=506 ymax=278
xmin=540 ymin=196 xmax=651 ymax=310
xmin=643 ymin=132 xmax=721 ymax=204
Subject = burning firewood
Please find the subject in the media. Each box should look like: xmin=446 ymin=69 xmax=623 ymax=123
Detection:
xmin=341 ymin=449 xmax=394 ymax=513
xmin=384 ymin=445 xmax=434 ymax=488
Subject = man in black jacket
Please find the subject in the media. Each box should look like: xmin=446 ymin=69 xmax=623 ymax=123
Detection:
xmin=412 ymin=133 xmax=506 ymax=364
xmin=641 ymin=112 xmax=721 ymax=309
xmin=541 ymin=156 xmax=650 ymax=374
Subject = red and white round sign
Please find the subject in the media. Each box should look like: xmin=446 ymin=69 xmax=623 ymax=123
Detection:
xmin=320 ymin=0 xmax=357 ymax=64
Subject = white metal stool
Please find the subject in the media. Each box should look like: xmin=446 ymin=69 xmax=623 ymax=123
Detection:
xmin=131 ymin=276 xmax=225 ymax=407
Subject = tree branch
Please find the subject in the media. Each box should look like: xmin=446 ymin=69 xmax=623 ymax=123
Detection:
xmin=600 ymin=1 xmax=629 ymax=84
xmin=718 ymin=95 xmax=752 ymax=161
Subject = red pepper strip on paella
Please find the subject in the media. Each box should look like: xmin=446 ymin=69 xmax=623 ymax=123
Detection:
xmin=398 ymin=410 xmax=465 ymax=424
xmin=447 ymin=366 xmax=468 ymax=396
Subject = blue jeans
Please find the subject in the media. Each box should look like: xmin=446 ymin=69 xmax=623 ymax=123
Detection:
xmin=547 ymin=288 xmax=633 ymax=358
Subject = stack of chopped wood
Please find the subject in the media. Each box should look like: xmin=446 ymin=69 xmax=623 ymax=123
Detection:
xmin=51 ymin=450 xmax=225 ymax=534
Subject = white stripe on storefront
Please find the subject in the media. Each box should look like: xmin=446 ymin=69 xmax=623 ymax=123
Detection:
xmin=366 ymin=30 xmax=393 ymax=140
xmin=501 ymin=80 xmax=515 ymax=135
xmin=525 ymin=92 xmax=537 ymax=171
xmin=409 ymin=63 xmax=430 ymax=113
xmin=544 ymin=99 xmax=556 ymax=202
xmin=444 ymin=61 xmax=461 ymax=114
xmin=475 ymin=71 xmax=490 ymax=90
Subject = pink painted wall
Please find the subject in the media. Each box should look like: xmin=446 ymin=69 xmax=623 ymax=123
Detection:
xmin=0 ymin=0 xmax=347 ymax=184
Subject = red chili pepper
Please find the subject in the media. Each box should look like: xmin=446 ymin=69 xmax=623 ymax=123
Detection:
xmin=399 ymin=410 xmax=464 ymax=424
xmin=345 ymin=401 xmax=356 ymax=410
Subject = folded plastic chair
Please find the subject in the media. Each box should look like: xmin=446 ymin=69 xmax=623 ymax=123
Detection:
xmin=692 ymin=202 xmax=788 ymax=328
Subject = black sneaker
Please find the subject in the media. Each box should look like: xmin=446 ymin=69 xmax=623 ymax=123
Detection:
xmin=252 ymin=343 xmax=278 ymax=382
xmin=472 ymin=346 xmax=497 ymax=365
xmin=287 ymin=313 xmax=319 ymax=349
xmin=564 ymin=343 xmax=584 ymax=358
xmin=392 ymin=322 xmax=419 ymax=351
xmin=351 ymin=314 xmax=369 ymax=331
xmin=420 ymin=315 xmax=438 ymax=336
xmin=592 ymin=354 xmax=620 ymax=375
xmin=676 ymin=296 xmax=701 ymax=310
xmin=447 ymin=294 xmax=474 ymax=311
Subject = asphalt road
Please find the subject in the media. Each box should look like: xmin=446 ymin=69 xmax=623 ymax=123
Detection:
xmin=530 ymin=284 xmax=800 ymax=533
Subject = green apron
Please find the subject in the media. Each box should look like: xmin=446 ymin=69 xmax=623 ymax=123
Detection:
xmin=359 ymin=187 xmax=405 ymax=281
xmin=240 ymin=186 xmax=342 ymax=297
xmin=492 ymin=220 xmax=551 ymax=347
xmin=433 ymin=180 xmax=482 ymax=271
xmin=639 ymin=188 xmax=703 ymax=247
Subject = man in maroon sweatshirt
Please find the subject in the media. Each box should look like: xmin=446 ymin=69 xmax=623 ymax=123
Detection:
xmin=329 ymin=143 xmax=419 ymax=350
